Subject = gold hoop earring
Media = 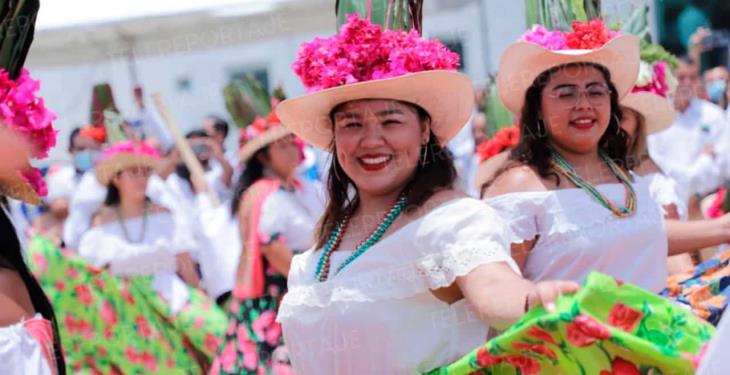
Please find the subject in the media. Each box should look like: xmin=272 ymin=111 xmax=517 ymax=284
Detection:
xmin=420 ymin=144 xmax=429 ymax=167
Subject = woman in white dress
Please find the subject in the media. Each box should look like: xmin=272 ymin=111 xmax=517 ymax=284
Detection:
xmin=76 ymin=140 xmax=226 ymax=364
xmin=482 ymin=21 xmax=676 ymax=293
xmin=274 ymin=14 xmax=578 ymax=374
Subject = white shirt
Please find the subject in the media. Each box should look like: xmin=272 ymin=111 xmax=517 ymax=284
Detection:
xmin=648 ymin=98 xmax=728 ymax=196
xmin=278 ymin=198 xmax=518 ymax=374
xmin=486 ymin=176 xmax=667 ymax=292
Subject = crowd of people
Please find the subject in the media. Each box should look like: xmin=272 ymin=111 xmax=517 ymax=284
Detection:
xmin=2 ymin=4 xmax=730 ymax=375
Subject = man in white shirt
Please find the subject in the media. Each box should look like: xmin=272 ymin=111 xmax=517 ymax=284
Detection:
xmin=648 ymin=56 xmax=729 ymax=199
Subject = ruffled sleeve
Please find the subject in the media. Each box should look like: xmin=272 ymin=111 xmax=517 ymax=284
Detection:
xmin=0 ymin=317 xmax=55 ymax=375
xmin=411 ymin=198 xmax=520 ymax=290
xmin=484 ymin=194 xmax=541 ymax=244
xmin=645 ymin=172 xmax=688 ymax=220
xmin=257 ymin=190 xmax=287 ymax=244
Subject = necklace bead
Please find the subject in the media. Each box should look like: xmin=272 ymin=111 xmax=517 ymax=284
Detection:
xmin=314 ymin=196 xmax=407 ymax=282
xmin=549 ymin=149 xmax=636 ymax=218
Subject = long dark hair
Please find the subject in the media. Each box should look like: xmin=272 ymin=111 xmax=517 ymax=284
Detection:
xmin=231 ymin=146 xmax=270 ymax=216
xmin=315 ymin=101 xmax=457 ymax=248
xmin=507 ymin=62 xmax=629 ymax=185
xmin=0 ymin=200 xmax=66 ymax=374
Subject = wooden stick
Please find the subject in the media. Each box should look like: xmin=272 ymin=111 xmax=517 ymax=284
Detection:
xmin=152 ymin=93 xmax=220 ymax=207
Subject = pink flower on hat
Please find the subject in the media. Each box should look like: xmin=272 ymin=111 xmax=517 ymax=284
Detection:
xmin=101 ymin=140 xmax=160 ymax=161
xmin=521 ymin=19 xmax=620 ymax=51
xmin=522 ymin=25 xmax=568 ymax=51
xmin=632 ymin=61 xmax=676 ymax=97
xmin=0 ymin=69 xmax=57 ymax=159
xmin=292 ymin=14 xmax=459 ymax=93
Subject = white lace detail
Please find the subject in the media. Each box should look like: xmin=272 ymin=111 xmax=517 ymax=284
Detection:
xmin=278 ymin=241 xmax=515 ymax=319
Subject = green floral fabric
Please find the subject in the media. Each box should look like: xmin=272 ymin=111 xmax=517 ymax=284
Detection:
xmin=426 ymin=272 xmax=715 ymax=375
xmin=26 ymin=235 xmax=227 ymax=374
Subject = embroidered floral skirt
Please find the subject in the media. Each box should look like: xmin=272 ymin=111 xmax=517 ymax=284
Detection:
xmin=426 ymin=272 xmax=715 ymax=375
xmin=210 ymin=274 xmax=293 ymax=375
xmin=26 ymin=235 xmax=227 ymax=373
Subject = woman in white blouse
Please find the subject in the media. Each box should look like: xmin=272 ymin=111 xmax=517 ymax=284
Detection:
xmin=274 ymin=15 xmax=578 ymax=374
xmin=483 ymin=26 xmax=672 ymax=291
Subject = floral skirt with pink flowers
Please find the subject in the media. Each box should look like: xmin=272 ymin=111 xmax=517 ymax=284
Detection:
xmin=26 ymin=235 xmax=227 ymax=374
xmin=210 ymin=272 xmax=292 ymax=375
xmin=426 ymin=272 xmax=716 ymax=375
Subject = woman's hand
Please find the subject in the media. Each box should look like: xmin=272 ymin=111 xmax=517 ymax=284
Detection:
xmin=526 ymin=280 xmax=581 ymax=312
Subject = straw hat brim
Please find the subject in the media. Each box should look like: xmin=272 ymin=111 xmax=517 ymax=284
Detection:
xmin=239 ymin=126 xmax=291 ymax=163
xmin=95 ymin=154 xmax=158 ymax=186
xmin=620 ymin=92 xmax=676 ymax=135
xmin=497 ymin=35 xmax=641 ymax=116
xmin=275 ymin=70 xmax=474 ymax=150
xmin=0 ymin=171 xmax=40 ymax=205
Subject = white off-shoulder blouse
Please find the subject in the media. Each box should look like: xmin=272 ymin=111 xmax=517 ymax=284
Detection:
xmin=277 ymin=197 xmax=518 ymax=374
xmin=485 ymin=175 xmax=668 ymax=292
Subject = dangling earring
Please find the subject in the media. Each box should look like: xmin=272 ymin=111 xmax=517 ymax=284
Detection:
xmin=332 ymin=156 xmax=344 ymax=183
xmin=536 ymin=119 xmax=546 ymax=138
xmin=420 ymin=144 xmax=429 ymax=167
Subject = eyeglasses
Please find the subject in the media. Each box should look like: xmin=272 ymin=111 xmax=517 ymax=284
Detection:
xmin=548 ymin=84 xmax=612 ymax=108
xmin=119 ymin=167 xmax=153 ymax=178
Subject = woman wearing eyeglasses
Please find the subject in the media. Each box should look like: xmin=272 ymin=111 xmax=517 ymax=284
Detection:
xmin=483 ymin=21 xmax=669 ymax=292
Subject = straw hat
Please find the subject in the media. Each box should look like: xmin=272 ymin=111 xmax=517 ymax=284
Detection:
xmin=497 ymin=22 xmax=640 ymax=116
xmin=238 ymin=112 xmax=291 ymax=163
xmin=276 ymin=14 xmax=473 ymax=150
xmin=95 ymin=141 xmax=160 ymax=186
xmin=620 ymin=92 xmax=675 ymax=135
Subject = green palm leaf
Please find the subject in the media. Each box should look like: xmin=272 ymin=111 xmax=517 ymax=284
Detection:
xmin=336 ymin=0 xmax=423 ymax=33
xmin=0 ymin=0 xmax=39 ymax=79
xmin=223 ymin=75 xmax=272 ymax=128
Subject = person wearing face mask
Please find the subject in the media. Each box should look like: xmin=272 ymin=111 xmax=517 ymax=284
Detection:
xmin=648 ymin=57 xmax=729 ymax=199
xmin=704 ymin=65 xmax=730 ymax=113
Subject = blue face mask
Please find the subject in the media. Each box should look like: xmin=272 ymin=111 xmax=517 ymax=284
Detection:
xmin=73 ymin=150 xmax=96 ymax=172
xmin=707 ymin=79 xmax=727 ymax=104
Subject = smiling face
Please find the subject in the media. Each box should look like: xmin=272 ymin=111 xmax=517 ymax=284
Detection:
xmin=540 ymin=65 xmax=613 ymax=154
xmin=332 ymin=99 xmax=429 ymax=198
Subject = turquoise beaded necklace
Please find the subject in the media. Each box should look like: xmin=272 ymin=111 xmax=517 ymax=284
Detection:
xmin=314 ymin=196 xmax=408 ymax=282
xmin=549 ymin=149 xmax=636 ymax=218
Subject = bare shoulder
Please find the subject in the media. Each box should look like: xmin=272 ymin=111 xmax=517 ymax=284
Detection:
xmin=91 ymin=206 xmax=117 ymax=227
xmin=634 ymin=158 xmax=662 ymax=177
xmin=483 ymin=164 xmax=548 ymax=198
xmin=403 ymin=188 xmax=467 ymax=222
xmin=0 ymin=269 xmax=34 ymax=326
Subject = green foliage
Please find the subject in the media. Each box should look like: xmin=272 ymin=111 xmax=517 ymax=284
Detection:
xmin=0 ymin=0 xmax=39 ymax=79
xmin=336 ymin=0 xmax=423 ymax=33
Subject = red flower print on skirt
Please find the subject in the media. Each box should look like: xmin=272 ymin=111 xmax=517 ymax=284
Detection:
xmin=599 ymin=357 xmax=640 ymax=375
xmin=566 ymin=314 xmax=611 ymax=347
xmin=607 ymin=303 xmax=643 ymax=333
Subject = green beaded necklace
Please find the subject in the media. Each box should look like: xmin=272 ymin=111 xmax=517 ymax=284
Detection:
xmin=549 ymin=149 xmax=636 ymax=218
xmin=314 ymin=196 xmax=408 ymax=282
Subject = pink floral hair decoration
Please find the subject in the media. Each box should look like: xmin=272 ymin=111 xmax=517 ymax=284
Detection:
xmin=631 ymin=60 xmax=676 ymax=98
xmin=521 ymin=19 xmax=621 ymax=51
xmin=0 ymin=68 xmax=58 ymax=199
xmin=102 ymin=140 xmax=160 ymax=161
xmin=292 ymin=13 xmax=460 ymax=93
